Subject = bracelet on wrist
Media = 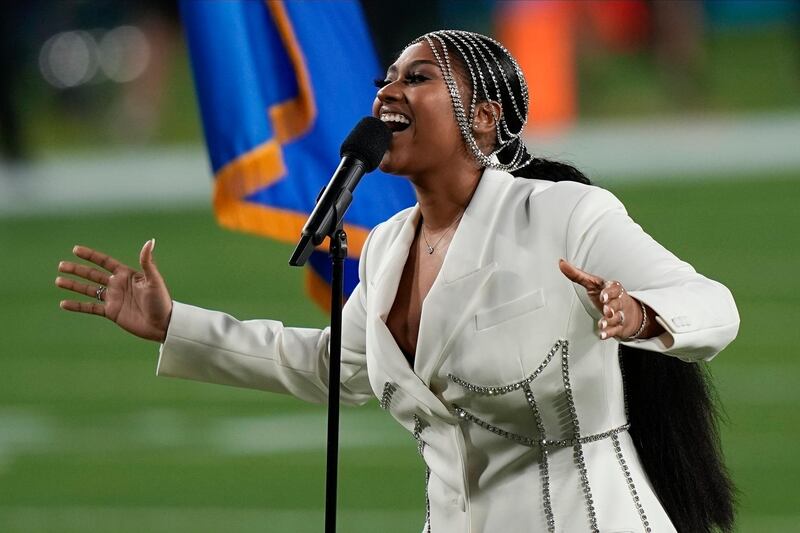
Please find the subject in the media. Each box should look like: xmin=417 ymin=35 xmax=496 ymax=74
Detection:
xmin=624 ymin=299 xmax=648 ymax=341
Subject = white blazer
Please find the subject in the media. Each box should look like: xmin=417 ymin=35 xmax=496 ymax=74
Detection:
xmin=157 ymin=168 xmax=739 ymax=532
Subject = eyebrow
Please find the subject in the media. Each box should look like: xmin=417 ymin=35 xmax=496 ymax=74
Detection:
xmin=386 ymin=59 xmax=439 ymax=75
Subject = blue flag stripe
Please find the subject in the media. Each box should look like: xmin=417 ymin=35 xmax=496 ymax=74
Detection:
xmin=181 ymin=0 xmax=416 ymax=306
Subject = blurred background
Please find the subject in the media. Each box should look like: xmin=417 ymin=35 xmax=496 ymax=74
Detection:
xmin=1 ymin=1 xmax=799 ymax=531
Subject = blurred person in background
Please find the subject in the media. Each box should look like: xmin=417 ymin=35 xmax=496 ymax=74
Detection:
xmin=55 ymin=29 xmax=739 ymax=533
xmin=107 ymin=0 xmax=181 ymax=142
xmin=0 ymin=2 xmax=32 ymax=162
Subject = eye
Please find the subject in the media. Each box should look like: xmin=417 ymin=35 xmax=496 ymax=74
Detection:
xmin=373 ymin=78 xmax=391 ymax=89
xmin=404 ymin=73 xmax=428 ymax=84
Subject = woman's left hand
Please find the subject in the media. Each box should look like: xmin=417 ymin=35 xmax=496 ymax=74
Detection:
xmin=558 ymin=258 xmax=645 ymax=341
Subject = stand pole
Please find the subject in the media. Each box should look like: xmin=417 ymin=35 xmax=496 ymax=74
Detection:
xmin=324 ymin=227 xmax=347 ymax=533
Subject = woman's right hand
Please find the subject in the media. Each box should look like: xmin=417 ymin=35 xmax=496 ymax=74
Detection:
xmin=55 ymin=239 xmax=173 ymax=343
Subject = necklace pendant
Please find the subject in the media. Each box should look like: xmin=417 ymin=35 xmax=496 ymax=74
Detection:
xmin=426 ymin=245 xmax=434 ymax=254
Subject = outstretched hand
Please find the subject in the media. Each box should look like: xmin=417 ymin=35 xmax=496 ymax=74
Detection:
xmin=558 ymin=258 xmax=647 ymax=341
xmin=55 ymin=239 xmax=172 ymax=342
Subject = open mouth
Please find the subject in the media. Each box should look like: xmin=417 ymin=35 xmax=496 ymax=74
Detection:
xmin=380 ymin=112 xmax=411 ymax=133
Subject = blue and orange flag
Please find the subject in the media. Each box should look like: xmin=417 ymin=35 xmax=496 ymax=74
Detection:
xmin=180 ymin=0 xmax=415 ymax=307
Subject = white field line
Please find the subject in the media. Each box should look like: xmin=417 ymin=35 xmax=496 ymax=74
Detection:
xmin=0 ymin=507 xmax=795 ymax=533
xmin=0 ymin=408 xmax=410 ymax=468
xmin=528 ymin=111 xmax=800 ymax=182
xmin=1 ymin=112 xmax=799 ymax=217
xmin=0 ymin=361 xmax=795 ymax=466
xmin=0 ymin=506 xmax=420 ymax=533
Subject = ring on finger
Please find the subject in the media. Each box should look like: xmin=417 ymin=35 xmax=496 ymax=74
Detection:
xmin=96 ymin=286 xmax=106 ymax=302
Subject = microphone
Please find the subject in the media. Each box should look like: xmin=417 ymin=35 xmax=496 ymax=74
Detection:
xmin=289 ymin=117 xmax=392 ymax=266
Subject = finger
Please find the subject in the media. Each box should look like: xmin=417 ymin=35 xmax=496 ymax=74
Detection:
xmin=58 ymin=261 xmax=110 ymax=286
xmin=60 ymin=299 xmax=106 ymax=317
xmin=73 ymin=245 xmax=123 ymax=273
xmin=603 ymin=292 xmax=625 ymax=316
xmin=55 ymin=276 xmax=104 ymax=299
xmin=600 ymin=280 xmax=624 ymax=303
xmin=598 ymin=309 xmax=625 ymax=331
xmin=558 ymin=259 xmax=604 ymax=290
xmin=604 ymin=324 xmax=626 ymax=340
xmin=139 ymin=238 xmax=162 ymax=282
xmin=602 ymin=301 xmax=617 ymax=319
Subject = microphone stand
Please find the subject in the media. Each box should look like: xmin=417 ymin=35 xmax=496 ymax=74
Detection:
xmin=290 ymin=205 xmax=347 ymax=533
xmin=324 ymin=223 xmax=347 ymax=533
xmin=289 ymin=117 xmax=390 ymax=532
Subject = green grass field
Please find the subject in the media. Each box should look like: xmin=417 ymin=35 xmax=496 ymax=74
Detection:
xmin=1 ymin=173 xmax=799 ymax=532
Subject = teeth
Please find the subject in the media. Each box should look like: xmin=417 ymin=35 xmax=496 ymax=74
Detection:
xmin=380 ymin=113 xmax=410 ymax=125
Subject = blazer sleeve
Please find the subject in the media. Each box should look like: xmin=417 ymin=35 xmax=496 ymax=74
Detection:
xmin=154 ymin=235 xmax=375 ymax=406
xmin=564 ymin=185 xmax=740 ymax=362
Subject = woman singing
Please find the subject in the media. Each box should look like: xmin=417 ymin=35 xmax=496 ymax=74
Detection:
xmin=56 ymin=30 xmax=739 ymax=532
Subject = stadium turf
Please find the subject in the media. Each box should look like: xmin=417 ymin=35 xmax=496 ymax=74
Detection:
xmin=0 ymin=172 xmax=798 ymax=531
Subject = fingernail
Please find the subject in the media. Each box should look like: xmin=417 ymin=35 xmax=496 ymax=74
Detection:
xmin=600 ymin=331 xmax=607 ymax=339
xmin=602 ymin=293 xmax=608 ymax=303
xmin=600 ymin=320 xmax=607 ymax=329
xmin=150 ymin=238 xmax=156 ymax=250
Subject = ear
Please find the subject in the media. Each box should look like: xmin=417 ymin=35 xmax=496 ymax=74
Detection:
xmin=472 ymin=100 xmax=502 ymax=136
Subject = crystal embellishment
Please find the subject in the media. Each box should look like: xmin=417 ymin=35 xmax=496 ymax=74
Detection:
xmin=379 ymin=382 xmax=397 ymax=411
xmin=413 ymin=414 xmax=432 ymax=533
xmin=560 ymin=340 xmax=600 ymax=533
xmin=448 ymin=339 xmax=636 ymax=532
xmin=448 ymin=340 xmax=562 ymax=396
xmin=612 ymin=433 xmax=652 ymax=533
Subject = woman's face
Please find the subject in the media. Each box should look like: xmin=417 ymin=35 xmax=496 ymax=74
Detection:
xmin=372 ymin=42 xmax=469 ymax=177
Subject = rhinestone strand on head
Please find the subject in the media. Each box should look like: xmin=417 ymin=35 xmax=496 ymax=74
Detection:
xmin=560 ymin=341 xmax=600 ymax=533
xmin=612 ymin=434 xmax=652 ymax=533
xmin=413 ymin=415 xmax=432 ymax=533
xmin=437 ymin=31 xmax=513 ymax=154
xmin=435 ymin=31 xmax=523 ymax=169
xmin=459 ymin=32 xmax=526 ymax=128
xmin=522 ymin=383 xmax=555 ymax=533
xmin=451 ymin=31 xmax=521 ymax=143
xmin=444 ymin=30 xmax=529 ymax=140
xmin=413 ymin=31 xmax=532 ymax=172
xmin=422 ymin=34 xmax=484 ymax=167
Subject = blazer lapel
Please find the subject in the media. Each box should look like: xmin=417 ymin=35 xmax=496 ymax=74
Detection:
xmin=415 ymin=169 xmax=511 ymax=385
xmin=365 ymin=169 xmax=514 ymax=411
xmin=370 ymin=204 xmax=421 ymax=321
xmin=366 ymin=205 xmax=456 ymax=419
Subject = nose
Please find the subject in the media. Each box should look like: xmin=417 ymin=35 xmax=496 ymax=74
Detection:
xmin=376 ymin=79 xmax=402 ymax=104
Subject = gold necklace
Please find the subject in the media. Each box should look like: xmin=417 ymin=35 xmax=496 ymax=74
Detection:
xmin=421 ymin=212 xmax=463 ymax=254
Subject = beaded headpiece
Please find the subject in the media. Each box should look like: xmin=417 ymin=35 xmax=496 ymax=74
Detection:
xmin=409 ymin=30 xmax=533 ymax=172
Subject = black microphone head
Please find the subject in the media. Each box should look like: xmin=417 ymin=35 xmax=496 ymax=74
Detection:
xmin=340 ymin=117 xmax=392 ymax=172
